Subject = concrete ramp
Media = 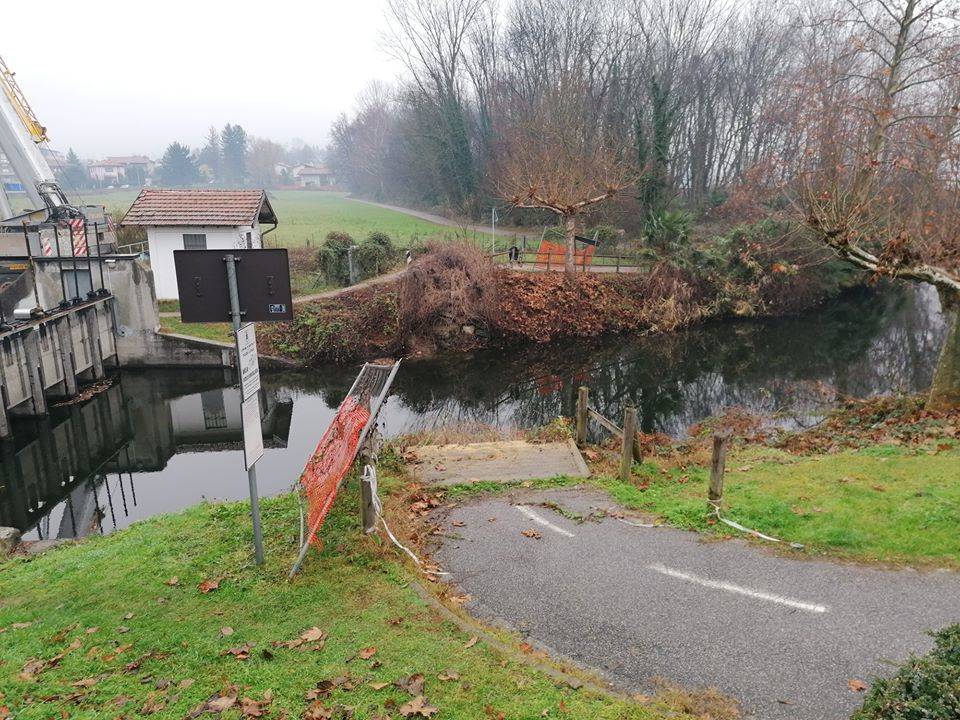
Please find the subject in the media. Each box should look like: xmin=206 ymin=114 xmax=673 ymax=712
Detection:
xmin=407 ymin=440 xmax=589 ymax=486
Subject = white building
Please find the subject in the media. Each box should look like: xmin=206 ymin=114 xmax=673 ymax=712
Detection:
xmin=88 ymin=155 xmax=154 ymax=186
xmin=293 ymin=163 xmax=336 ymax=188
xmin=121 ymin=188 xmax=279 ymax=300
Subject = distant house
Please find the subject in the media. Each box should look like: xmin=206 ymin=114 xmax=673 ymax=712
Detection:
xmin=121 ymin=188 xmax=279 ymax=300
xmin=88 ymin=155 xmax=154 ymax=186
xmin=293 ymin=164 xmax=336 ymax=188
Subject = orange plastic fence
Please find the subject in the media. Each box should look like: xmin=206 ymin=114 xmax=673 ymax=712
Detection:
xmin=299 ymin=396 xmax=371 ymax=545
xmin=534 ymin=240 xmax=595 ymax=267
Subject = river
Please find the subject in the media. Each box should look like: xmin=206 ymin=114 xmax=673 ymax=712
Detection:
xmin=0 ymin=284 xmax=946 ymax=540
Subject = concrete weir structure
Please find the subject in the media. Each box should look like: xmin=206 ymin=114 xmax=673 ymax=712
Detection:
xmin=0 ymin=254 xmax=249 ymax=438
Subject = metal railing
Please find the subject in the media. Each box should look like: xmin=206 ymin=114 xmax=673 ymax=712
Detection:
xmin=490 ymin=249 xmax=651 ymax=274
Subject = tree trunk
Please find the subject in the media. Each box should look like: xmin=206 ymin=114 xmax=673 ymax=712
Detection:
xmin=564 ymin=214 xmax=576 ymax=279
xmin=928 ymin=289 xmax=960 ymax=410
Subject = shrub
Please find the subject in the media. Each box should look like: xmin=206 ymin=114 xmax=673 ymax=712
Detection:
xmin=316 ymin=231 xmax=354 ymax=285
xmin=853 ymin=625 xmax=960 ymax=719
xmin=355 ymin=231 xmax=397 ymax=279
xmin=398 ymin=241 xmax=498 ymax=348
xmin=644 ymin=209 xmax=693 ymax=253
xmin=585 ymin=224 xmax=621 ymax=251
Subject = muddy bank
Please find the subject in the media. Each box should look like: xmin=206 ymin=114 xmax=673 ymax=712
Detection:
xmin=259 ymin=251 xmax=859 ymax=366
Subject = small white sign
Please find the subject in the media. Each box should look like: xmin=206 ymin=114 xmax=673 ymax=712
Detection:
xmin=236 ymin=323 xmax=261 ymax=401
xmin=241 ymin=394 xmax=264 ymax=470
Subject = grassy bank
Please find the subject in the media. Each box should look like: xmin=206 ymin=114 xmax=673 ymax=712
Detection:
xmin=580 ymin=396 xmax=960 ymax=567
xmin=597 ymin=443 xmax=960 ymax=567
xmin=0 ymin=476 xmax=698 ymax=720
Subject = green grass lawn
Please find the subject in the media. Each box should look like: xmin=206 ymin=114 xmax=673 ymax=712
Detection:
xmin=597 ymin=443 xmax=960 ymax=567
xmin=0 ymin=477 xmax=686 ymax=720
xmin=85 ymin=189 xmax=500 ymax=249
xmin=158 ymin=317 xmax=233 ymax=344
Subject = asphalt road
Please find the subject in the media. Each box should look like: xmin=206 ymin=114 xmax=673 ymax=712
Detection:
xmin=430 ymin=486 xmax=960 ymax=720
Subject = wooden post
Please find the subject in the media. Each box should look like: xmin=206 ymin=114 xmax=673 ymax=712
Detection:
xmin=575 ymin=386 xmax=589 ymax=445
xmin=360 ymin=466 xmax=376 ymax=534
xmin=619 ymin=405 xmax=638 ymax=481
xmin=708 ymin=432 xmax=730 ymax=511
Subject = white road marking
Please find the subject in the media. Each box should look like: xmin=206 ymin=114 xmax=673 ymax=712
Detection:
xmin=647 ymin=563 xmax=828 ymax=614
xmin=515 ymin=505 xmax=575 ymax=538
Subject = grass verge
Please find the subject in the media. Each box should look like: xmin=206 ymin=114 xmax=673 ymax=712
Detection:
xmin=593 ymin=442 xmax=960 ymax=567
xmin=158 ymin=317 xmax=234 ymax=344
xmin=0 ymin=476 xmax=691 ymax=720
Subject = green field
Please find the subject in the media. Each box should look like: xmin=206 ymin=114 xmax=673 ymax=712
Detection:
xmin=84 ymin=189 xmax=499 ymax=249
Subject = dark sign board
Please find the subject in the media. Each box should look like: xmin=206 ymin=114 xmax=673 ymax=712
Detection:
xmin=174 ymin=249 xmax=294 ymax=323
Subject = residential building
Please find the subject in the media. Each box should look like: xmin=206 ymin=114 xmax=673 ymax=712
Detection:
xmin=121 ymin=188 xmax=279 ymax=299
xmin=293 ymin=163 xmax=336 ymax=188
xmin=88 ymin=155 xmax=154 ymax=186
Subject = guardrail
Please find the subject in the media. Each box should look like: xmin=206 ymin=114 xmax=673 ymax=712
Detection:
xmin=575 ymin=386 xmax=643 ymax=481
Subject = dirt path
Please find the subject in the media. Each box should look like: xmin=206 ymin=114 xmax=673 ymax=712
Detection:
xmin=157 ymin=269 xmax=406 ymax=317
xmin=430 ymin=485 xmax=960 ymax=720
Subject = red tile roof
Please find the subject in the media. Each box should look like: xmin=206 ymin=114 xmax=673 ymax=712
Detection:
xmin=121 ymin=189 xmax=277 ymax=227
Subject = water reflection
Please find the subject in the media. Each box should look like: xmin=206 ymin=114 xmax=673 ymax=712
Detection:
xmin=0 ymin=372 xmax=292 ymax=539
xmin=0 ymin=285 xmax=945 ymax=539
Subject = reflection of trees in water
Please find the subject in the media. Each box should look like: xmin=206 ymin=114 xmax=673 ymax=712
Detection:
xmin=380 ymin=286 xmax=944 ymax=436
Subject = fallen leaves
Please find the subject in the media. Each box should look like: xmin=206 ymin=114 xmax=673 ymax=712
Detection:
xmin=399 ymin=695 xmax=439 ymax=718
xmin=164 ymin=576 xmax=180 ymax=586
xmin=394 ymin=673 xmax=425 ymax=696
xmin=187 ymin=685 xmax=238 ymax=717
xmin=274 ymin=626 xmax=327 ymax=651
xmin=19 ymin=638 xmax=81 ymax=680
xmin=847 ymin=678 xmax=869 ymax=692
xmin=222 ymin=643 xmax=253 ymax=660
xmin=521 ymin=529 xmax=542 ymax=540
xmin=198 ymin=578 xmax=222 ymax=594
xmin=464 ymin=636 xmax=479 ymax=649
xmin=437 ymin=669 xmax=459 ymax=681
xmin=358 ymin=646 xmax=378 ymax=660
xmin=220 ymin=627 xmax=235 ymax=637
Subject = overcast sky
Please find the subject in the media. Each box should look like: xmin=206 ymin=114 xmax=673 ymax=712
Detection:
xmin=3 ymin=0 xmax=401 ymax=159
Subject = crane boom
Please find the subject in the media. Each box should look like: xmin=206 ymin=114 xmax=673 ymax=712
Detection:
xmin=0 ymin=54 xmax=74 ymax=220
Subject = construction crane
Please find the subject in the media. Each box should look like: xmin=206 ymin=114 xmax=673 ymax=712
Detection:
xmin=0 ymin=54 xmax=78 ymax=221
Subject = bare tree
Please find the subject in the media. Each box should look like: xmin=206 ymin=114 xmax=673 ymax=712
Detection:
xmin=791 ymin=0 xmax=960 ymax=407
xmin=494 ymin=85 xmax=635 ymax=277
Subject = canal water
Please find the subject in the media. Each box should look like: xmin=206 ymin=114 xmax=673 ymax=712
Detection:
xmin=0 ymin=285 xmax=946 ymax=540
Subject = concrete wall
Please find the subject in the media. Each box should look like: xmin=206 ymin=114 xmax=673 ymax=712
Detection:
xmin=146 ymin=224 xmax=262 ymax=299
xmin=19 ymin=258 xmax=235 ymax=368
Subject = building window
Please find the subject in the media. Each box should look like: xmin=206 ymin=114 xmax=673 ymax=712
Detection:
xmin=183 ymin=233 xmax=207 ymax=250
xmin=246 ymin=231 xmax=252 ymax=249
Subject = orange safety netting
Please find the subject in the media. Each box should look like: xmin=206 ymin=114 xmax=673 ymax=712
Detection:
xmin=299 ymin=396 xmax=371 ymax=545
xmin=535 ymin=240 xmax=596 ymax=268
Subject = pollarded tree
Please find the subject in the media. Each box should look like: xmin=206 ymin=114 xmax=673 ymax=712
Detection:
xmin=790 ymin=0 xmax=960 ymax=409
xmin=494 ymin=85 xmax=635 ymax=278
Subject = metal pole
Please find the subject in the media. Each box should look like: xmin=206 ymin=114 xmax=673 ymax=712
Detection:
xmin=225 ymin=254 xmax=265 ymax=566
xmin=83 ymin=220 xmax=94 ymax=298
xmin=92 ymin=221 xmax=106 ymax=295
xmin=67 ymin=223 xmax=81 ymax=303
xmin=51 ymin=225 xmax=70 ymax=309
xmin=20 ymin=221 xmax=42 ymax=314
xmin=491 ymin=207 xmax=496 ymax=254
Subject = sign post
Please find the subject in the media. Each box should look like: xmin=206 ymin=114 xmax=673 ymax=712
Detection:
xmin=174 ymin=248 xmax=294 ymax=567
xmin=225 ymin=254 xmax=265 ymax=565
